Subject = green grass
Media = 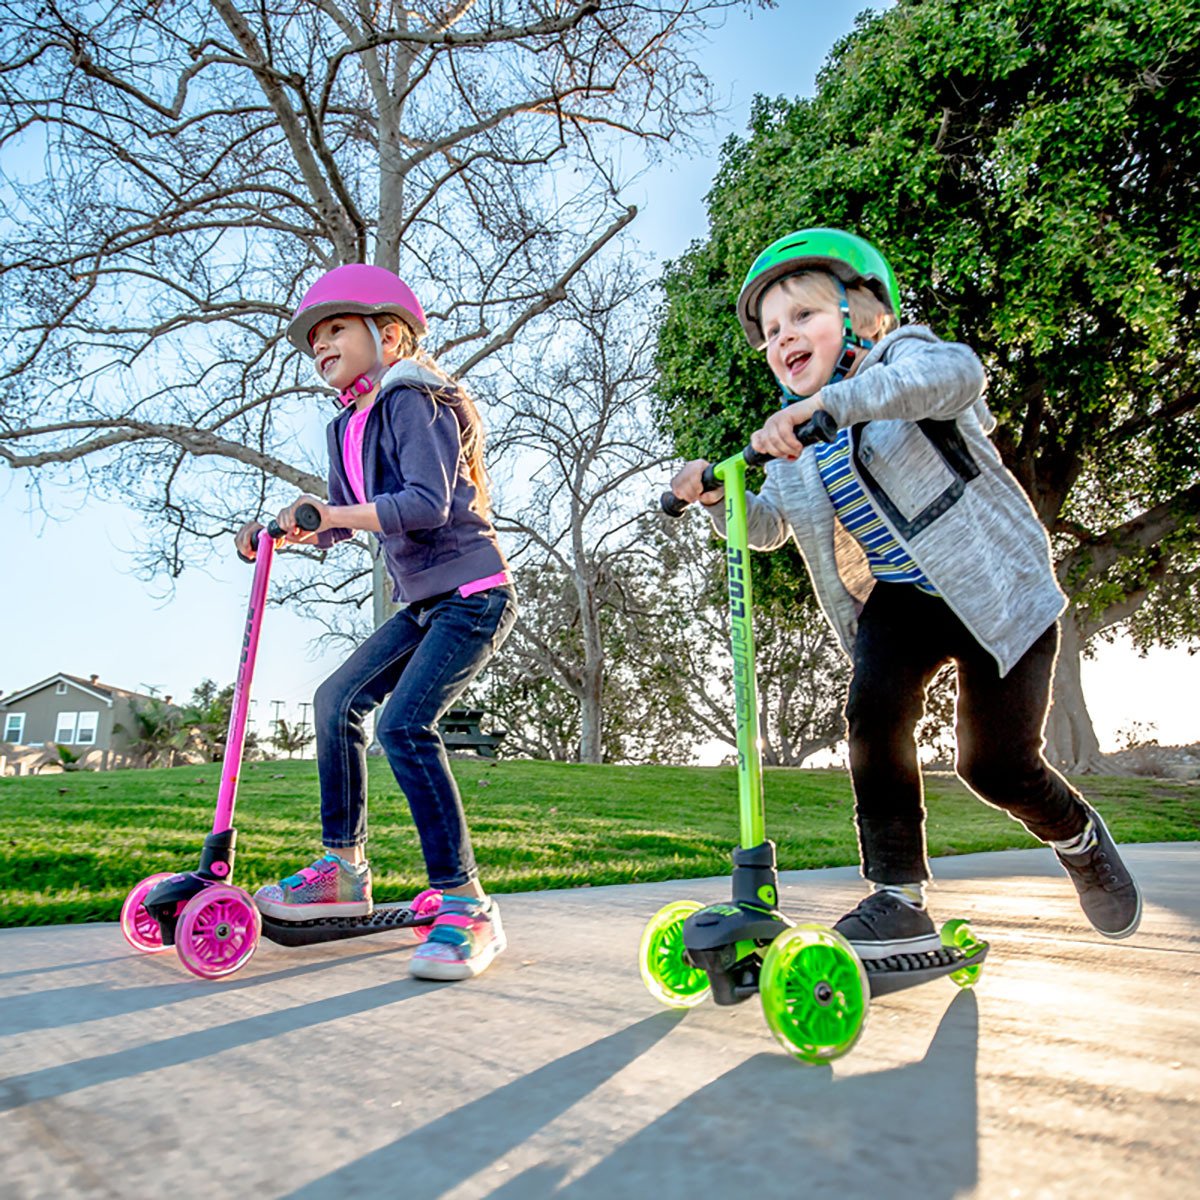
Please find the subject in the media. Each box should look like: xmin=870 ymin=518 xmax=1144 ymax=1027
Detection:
xmin=1 ymin=759 xmax=1196 ymax=926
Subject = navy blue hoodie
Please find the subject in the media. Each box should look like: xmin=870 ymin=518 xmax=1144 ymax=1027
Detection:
xmin=317 ymin=361 xmax=508 ymax=603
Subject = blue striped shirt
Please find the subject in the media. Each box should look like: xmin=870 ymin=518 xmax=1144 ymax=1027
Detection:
xmin=813 ymin=429 xmax=940 ymax=596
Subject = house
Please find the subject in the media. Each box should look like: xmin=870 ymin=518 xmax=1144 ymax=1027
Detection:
xmin=0 ymin=673 xmax=173 ymax=773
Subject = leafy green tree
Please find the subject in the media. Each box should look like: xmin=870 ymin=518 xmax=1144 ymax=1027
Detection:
xmin=656 ymin=0 xmax=1200 ymax=770
xmin=271 ymin=718 xmax=315 ymax=760
xmin=179 ymin=679 xmax=261 ymax=762
xmin=114 ymin=699 xmax=186 ymax=768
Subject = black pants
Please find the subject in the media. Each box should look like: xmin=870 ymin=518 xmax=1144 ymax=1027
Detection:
xmin=845 ymin=582 xmax=1088 ymax=884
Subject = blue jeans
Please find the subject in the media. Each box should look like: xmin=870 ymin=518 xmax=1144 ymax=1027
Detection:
xmin=313 ymin=586 xmax=516 ymax=888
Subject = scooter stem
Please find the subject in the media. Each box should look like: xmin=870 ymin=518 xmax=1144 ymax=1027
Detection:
xmin=713 ymin=452 xmax=765 ymax=850
xmin=213 ymin=531 xmax=274 ymax=833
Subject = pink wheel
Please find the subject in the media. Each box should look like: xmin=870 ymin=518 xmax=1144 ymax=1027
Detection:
xmin=175 ymin=885 xmax=262 ymax=979
xmin=410 ymin=888 xmax=443 ymax=942
xmin=120 ymin=873 xmax=177 ymax=953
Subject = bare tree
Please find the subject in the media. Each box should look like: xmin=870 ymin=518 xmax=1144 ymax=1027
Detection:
xmin=641 ymin=515 xmax=850 ymax=766
xmin=0 ymin=0 xmax=761 ymax=585
xmin=484 ymin=251 xmax=677 ymax=761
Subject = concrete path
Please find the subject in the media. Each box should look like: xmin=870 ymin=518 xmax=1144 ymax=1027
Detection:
xmin=2 ymin=844 xmax=1197 ymax=1199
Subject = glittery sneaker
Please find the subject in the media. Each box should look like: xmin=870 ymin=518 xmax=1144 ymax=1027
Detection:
xmin=1054 ymin=806 xmax=1142 ymax=939
xmin=409 ymin=895 xmax=506 ymax=981
xmin=254 ymin=853 xmax=372 ymax=921
xmin=833 ymin=890 xmax=942 ymax=959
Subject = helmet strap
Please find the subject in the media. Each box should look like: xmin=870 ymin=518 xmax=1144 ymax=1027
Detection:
xmin=777 ymin=281 xmax=874 ymax=408
xmin=327 ymin=318 xmax=387 ymax=408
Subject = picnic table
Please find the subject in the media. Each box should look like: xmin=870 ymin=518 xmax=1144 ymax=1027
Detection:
xmin=437 ymin=708 xmax=507 ymax=757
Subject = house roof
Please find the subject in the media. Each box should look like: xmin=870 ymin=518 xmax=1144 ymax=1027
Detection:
xmin=0 ymin=673 xmax=167 ymax=709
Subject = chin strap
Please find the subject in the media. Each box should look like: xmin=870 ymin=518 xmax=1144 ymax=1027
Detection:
xmin=329 ymin=319 xmax=387 ymax=408
xmin=778 ymin=279 xmax=874 ymax=407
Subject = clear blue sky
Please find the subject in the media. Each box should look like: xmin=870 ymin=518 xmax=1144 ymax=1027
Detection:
xmin=2 ymin=2 xmax=1194 ymax=751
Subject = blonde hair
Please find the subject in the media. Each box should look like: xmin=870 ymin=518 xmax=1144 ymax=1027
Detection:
xmin=372 ymin=315 xmax=493 ymax=518
xmin=773 ymin=271 xmax=898 ymax=343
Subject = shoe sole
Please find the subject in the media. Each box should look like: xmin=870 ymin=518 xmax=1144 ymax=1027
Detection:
xmin=255 ymin=897 xmax=373 ymax=921
xmin=842 ymin=931 xmax=944 ymax=959
xmin=409 ymin=935 xmax=507 ymax=981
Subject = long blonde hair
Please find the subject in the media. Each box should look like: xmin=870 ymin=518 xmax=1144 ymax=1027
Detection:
xmin=374 ymin=315 xmax=493 ymax=518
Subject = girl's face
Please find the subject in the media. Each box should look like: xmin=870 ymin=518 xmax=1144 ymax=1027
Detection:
xmin=309 ymin=315 xmax=377 ymax=389
xmin=760 ymin=280 xmax=845 ymax=398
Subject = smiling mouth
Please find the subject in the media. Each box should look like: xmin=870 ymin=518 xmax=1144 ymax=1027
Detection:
xmin=318 ymin=354 xmax=340 ymax=375
xmin=785 ymin=351 xmax=811 ymax=373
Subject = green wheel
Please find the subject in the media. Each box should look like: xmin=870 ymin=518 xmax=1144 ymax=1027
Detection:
xmin=940 ymin=918 xmax=986 ymax=989
xmin=759 ymin=924 xmax=869 ymax=1064
xmin=638 ymin=901 xmax=710 ymax=1009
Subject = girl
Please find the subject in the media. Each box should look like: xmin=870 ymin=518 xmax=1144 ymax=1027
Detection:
xmin=236 ymin=264 xmax=517 ymax=981
xmin=670 ymin=228 xmax=1141 ymax=956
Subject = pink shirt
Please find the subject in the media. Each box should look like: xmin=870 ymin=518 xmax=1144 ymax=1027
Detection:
xmin=342 ymin=402 xmax=372 ymax=505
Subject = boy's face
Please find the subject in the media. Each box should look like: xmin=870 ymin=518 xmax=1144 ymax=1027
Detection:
xmin=309 ymin=314 xmax=377 ymax=389
xmin=760 ymin=280 xmax=845 ymax=398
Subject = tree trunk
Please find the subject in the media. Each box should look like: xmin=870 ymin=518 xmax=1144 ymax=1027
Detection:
xmin=578 ymin=597 xmax=605 ymax=764
xmin=1045 ymin=614 xmax=1105 ymax=773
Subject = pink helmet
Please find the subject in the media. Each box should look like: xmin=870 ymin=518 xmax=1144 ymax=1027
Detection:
xmin=286 ymin=264 xmax=428 ymax=356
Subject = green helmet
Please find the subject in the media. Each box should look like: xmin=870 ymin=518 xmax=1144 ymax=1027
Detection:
xmin=736 ymin=227 xmax=900 ymax=349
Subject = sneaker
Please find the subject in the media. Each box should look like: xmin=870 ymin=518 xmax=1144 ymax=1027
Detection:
xmin=833 ymin=890 xmax=942 ymax=959
xmin=1054 ymin=806 xmax=1142 ymax=939
xmin=254 ymin=853 xmax=372 ymax=921
xmin=409 ymin=895 xmax=506 ymax=981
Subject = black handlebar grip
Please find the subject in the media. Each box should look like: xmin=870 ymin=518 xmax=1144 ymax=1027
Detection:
xmin=659 ymin=411 xmax=839 ymax=518
xmin=744 ymin=409 xmax=839 ymax=468
xmin=661 ymin=491 xmax=689 ymax=517
xmin=265 ymin=502 xmax=323 ymax=540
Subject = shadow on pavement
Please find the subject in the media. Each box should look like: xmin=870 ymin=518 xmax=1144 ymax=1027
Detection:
xmin=288 ymin=994 xmax=978 ymax=1200
xmin=0 ymin=939 xmax=425 ymax=1036
xmin=286 ymin=1012 xmax=685 ymax=1199
xmin=553 ymin=990 xmax=979 ymax=1200
xmin=0 ymin=977 xmax=426 ymax=1113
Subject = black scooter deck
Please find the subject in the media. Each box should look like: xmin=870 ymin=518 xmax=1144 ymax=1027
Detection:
xmin=260 ymin=902 xmax=436 ymax=947
xmin=861 ymin=941 xmax=989 ymax=997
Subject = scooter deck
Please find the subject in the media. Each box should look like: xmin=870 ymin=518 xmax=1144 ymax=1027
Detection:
xmin=260 ymin=902 xmax=436 ymax=947
xmin=860 ymin=941 xmax=989 ymax=997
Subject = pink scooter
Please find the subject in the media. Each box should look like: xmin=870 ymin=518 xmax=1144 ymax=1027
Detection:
xmin=119 ymin=509 xmax=442 ymax=979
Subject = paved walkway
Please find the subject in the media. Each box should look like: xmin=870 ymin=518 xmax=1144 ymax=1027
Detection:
xmin=2 ymin=843 xmax=1197 ymax=1199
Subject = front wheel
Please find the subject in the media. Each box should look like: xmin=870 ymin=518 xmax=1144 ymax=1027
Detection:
xmin=759 ymin=924 xmax=869 ymax=1064
xmin=175 ymin=885 xmax=262 ymax=980
xmin=638 ymin=900 xmax=710 ymax=1009
xmin=120 ymin=873 xmax=177 ymax=953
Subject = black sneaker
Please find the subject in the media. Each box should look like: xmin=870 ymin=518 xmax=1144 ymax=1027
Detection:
xmin=1054 ymin=806 xmax=1142 ymax=939
xmin=833 ymin=891 xmax=942 ymax=959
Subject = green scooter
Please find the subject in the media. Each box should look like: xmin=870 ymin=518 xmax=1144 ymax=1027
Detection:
xmin=647 ymin=412 xmax=987 ymax=1063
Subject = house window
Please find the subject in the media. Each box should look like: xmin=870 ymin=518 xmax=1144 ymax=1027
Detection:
xmin=56 ymin=681 xmax=68 ymax=695
xmin=3 ymin=713 xmax=24 ymax=744
xmin=55 ymin=712 xmax=78 ymax=744
xmin=76 ymin=712 xmax=99 ymax=746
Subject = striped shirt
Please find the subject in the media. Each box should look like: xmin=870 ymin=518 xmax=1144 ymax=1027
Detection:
xmin=813 ymin=429 xmax=940 ymax=596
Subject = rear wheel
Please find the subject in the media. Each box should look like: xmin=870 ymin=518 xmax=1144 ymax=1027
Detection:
xmin=940 ymin=919 xmax=986 ymax=989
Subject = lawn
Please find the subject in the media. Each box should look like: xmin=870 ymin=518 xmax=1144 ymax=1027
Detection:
xmin=1 ymin=759 xmax=1196 ymax=926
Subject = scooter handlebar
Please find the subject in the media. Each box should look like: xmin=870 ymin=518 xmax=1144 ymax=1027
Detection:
xmin=238 ymin=503 xmax=323 ymax=562
xmin=266 ymin=502 xmax=322 ymax=541
xmin=660 ymin=411 xmax=838 ymax=518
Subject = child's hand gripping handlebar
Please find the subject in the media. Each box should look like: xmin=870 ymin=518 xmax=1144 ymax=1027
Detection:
xmin=237 ymin=503 xmax=323 ymax=563
xmin=660 ymin=410 xmax=838 ymax=517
